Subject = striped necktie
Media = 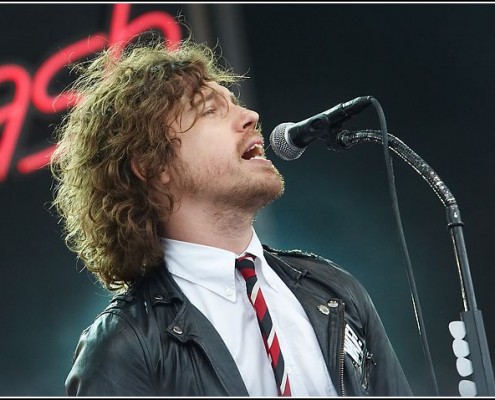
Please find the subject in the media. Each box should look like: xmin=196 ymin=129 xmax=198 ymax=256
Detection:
xmin=235 ymin=253 xmax=292 ymax=396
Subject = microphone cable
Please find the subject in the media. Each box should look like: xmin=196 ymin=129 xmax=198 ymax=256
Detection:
xmin=370 ymin=97 xmax=440 ymax=395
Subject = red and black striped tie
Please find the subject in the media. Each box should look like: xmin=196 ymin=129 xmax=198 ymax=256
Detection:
xmin=235 ymin=253 xmax=292 ymax=396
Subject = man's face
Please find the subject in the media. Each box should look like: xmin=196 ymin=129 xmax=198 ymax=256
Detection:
xmin=168 ymin=81 xmax=284 ymax=213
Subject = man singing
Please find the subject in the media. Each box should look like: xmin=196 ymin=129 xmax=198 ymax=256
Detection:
xmin=51 ymin=32 xmax=412 ymax=396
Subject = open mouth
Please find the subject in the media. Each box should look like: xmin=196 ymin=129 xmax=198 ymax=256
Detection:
xmin=242 ymin=143 xmax=264 ymax=160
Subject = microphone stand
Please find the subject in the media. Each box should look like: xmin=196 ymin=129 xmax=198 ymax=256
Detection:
xmin=331 ymin=129 xmax=495 ymax=396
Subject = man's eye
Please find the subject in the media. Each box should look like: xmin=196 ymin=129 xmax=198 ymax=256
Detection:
xmin=202 ymin=108 xmax=216 ymax=116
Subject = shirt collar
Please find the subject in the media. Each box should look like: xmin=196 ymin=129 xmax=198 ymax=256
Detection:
xmin=160 ymin=228 xmax=266 ymax=301
xmin=242 ymin=229 xmax=265 ymax=261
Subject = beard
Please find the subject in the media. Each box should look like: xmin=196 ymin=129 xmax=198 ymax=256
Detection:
xmin=171 ymin=156 xmax=285 ymax=214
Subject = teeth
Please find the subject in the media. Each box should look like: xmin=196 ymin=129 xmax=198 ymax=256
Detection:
xmin=242 ymin=143 xmax=264 ymax=160
xmin=248 ymin=143 xmax=261 ymax=152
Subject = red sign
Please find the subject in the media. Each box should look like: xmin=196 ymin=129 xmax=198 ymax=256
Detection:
xmin=0 ymin=3 xmax=181 ymax=182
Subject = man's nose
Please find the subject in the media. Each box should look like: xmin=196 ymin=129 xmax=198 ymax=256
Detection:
xmin=236 ymin=106 xmax=259 ymax=132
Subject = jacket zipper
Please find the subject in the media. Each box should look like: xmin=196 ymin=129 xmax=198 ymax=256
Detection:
xmin=338 ymin=301 xmax=346 ymax=396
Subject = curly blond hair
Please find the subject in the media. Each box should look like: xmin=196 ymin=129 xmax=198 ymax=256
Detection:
xmin=51 ymin=33 xmax=241 ymax=292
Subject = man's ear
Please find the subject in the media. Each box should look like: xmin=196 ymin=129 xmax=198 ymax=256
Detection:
xmin=131 ymin=159 xmax=171 ymax=184
xmin=131 ymin=158 xmax=147 ymax=182
xmin=158 ymin=166 xmax=171 ymax=185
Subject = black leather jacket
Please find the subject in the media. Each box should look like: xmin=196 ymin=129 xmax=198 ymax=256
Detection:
xmin=66 ymin=246 xmax=413 ymax=396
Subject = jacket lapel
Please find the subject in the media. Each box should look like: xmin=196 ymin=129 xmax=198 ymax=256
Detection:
xmin=152 ymin=264 xmax=249 ymax=396
xmin=264 ymin=250 xmax=345 ymax=394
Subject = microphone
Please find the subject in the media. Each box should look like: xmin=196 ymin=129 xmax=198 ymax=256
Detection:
xmin=269 ymin=96 xmax=374 ymax=160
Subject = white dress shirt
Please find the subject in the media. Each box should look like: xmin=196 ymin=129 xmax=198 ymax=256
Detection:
xmin=161 ymin=229 xmax=337 ymax=396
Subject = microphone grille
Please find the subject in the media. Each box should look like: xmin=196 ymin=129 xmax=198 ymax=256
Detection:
xmin=269 ymin=122 xmax=305 ymax=161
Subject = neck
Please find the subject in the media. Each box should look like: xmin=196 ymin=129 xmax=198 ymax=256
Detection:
xmin=161 ymin=197 xmax=256 ymax=255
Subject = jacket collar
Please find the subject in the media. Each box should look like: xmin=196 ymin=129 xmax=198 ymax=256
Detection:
xmin=111 ymin=262 xmax=185 ymax=306
xmin=119 ymin=246 xmax=309 ymax=306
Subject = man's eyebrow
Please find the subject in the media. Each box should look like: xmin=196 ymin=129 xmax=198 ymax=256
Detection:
xmin=191 ymin=90 xmax=217 ymax=109
xmin=191 ymin=89 xmax=239 ymax=109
